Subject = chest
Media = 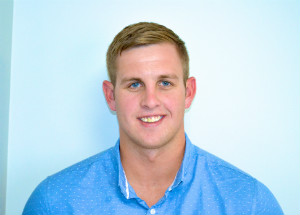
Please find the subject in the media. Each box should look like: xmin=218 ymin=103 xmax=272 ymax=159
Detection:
xmin=48 ymin=181 xmax=254 ymax=215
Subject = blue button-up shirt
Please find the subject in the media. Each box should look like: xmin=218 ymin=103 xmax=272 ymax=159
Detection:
xmin=23 ymin=135 xmax=283 ymax=215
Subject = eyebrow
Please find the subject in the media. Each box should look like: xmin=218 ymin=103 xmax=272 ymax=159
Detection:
xmin=120 ymin=78 xmax=142 ymax=85
xmin=120 ymin=74 xmax=179 ymax=85
xmin=158 ymin=74 xmax=179 ymax=80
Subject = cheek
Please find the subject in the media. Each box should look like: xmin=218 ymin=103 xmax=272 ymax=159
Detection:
xmin=162 ymin=92 xmax=186 ymax=113
xmin=116 ymin=95 xmax=139 ymax=117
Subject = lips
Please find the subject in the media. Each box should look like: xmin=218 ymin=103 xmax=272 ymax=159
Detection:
xmin=139 ymin=115 xmax=164 ymax=123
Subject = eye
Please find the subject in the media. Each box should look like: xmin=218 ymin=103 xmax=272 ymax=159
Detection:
xmin=160 ymin=81 xmax=171 ymax=87
xmin=129 ymin=82 xmax=141 ymax=89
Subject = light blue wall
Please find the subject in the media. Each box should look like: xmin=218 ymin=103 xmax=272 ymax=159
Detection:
xmin=6 ymin=0 xmax=300 ymax=214
xmin=0 ymin=0 xmax=13 ymax=214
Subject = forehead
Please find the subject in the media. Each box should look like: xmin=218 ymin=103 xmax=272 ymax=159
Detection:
xmin=115 ymin=43 xmax=183 ymax=81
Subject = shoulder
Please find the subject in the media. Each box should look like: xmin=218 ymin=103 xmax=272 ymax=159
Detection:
xmin=192 ymin=144 xmax=255 ymax=183
xmin=47 ymin=146 xmax=116 ymax=184
xmin=23 ymin=147 xmax=117 ymax=214
xmin=190 ymin=144 xmax=283 ymax=214
xmin=188 ymin=144 xmax=258 ymax=203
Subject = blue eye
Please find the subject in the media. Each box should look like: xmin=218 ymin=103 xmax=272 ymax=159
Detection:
xmin=161 ymin=81 xmax=171 ymax=86
xmin=130 ymin=82 xmax=141 ymax=88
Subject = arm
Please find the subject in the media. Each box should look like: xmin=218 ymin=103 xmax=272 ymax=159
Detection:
xmin=252 ymin=181 xmax=284 ymax=215
xmin=22 ymin=178 xmax=51 ymax=215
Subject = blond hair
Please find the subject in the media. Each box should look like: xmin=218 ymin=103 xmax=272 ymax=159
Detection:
xmin=106 ymin=22 xmax=189 ymax=86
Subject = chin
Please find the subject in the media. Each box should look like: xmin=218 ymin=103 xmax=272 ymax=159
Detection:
xmin=135 ymin=134 xmax=171 ymax=150
xmin=137 ymin=142 xmax=167 ymax=150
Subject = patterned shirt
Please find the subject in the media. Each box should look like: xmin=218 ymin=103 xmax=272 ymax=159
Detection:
xmin=23 ymin=134 xmax=283 ymax=215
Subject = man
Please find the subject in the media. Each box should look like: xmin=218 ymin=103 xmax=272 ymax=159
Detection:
xmin=23 ymin=22 xmax=283 ymax=214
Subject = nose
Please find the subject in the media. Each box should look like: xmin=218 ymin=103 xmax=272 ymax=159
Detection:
xmin=140 ymin=87 xmax=160 ymax=109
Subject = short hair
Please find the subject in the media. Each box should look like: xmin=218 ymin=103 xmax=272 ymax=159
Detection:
xmin=106 ymin=22 xmax=189 ymax=86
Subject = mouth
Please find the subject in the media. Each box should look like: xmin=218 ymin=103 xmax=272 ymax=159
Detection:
xmin=139 ymin=115 xmax=164 ymax=123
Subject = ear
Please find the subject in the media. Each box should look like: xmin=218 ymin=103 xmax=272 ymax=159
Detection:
xmin=102 ymin=80 xmax=116 ymax=111
xmin=185 ymin=77 xmax=196 ymax=109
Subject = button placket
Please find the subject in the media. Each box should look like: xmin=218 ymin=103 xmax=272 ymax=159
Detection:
xmin=150 ymin=208 xmax=156 ymax=214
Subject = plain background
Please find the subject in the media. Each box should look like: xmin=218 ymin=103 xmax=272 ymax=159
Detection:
xmin=0 ymin=0 xmax=13 ymax=214
xmin=1 ymin=0 xmax=299 ymax=214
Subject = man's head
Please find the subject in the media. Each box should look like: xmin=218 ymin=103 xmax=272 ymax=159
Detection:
xmin=106 ymin=22 xmax=189 ymax=86
xmin=103 ymin=22 xmax=196 ymax=150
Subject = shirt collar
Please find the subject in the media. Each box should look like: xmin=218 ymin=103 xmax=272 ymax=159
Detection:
xmin=168 ymin=133 xmax=193 ymax=190
xmin=114 ymin=133 xmax=193 ymax=199
xmin=114 ymin=140 xmax=131 ymax=199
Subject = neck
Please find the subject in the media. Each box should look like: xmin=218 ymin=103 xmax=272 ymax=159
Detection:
xmin=119 ymin=132 xmax=186 ymax=207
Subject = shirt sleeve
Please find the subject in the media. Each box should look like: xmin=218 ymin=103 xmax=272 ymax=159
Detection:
xmin=252 ymin=181 xmax=284 ymax=215
xmin=22 ymin=178 xmax=51 ymax=215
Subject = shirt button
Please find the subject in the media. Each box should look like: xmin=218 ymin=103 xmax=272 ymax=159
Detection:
xmin=150 ymin=209 xmax=156 ymax=214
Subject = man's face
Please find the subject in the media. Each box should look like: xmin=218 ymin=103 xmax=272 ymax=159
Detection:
xmin=103 ymin=43 xmax=196 ymax=150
